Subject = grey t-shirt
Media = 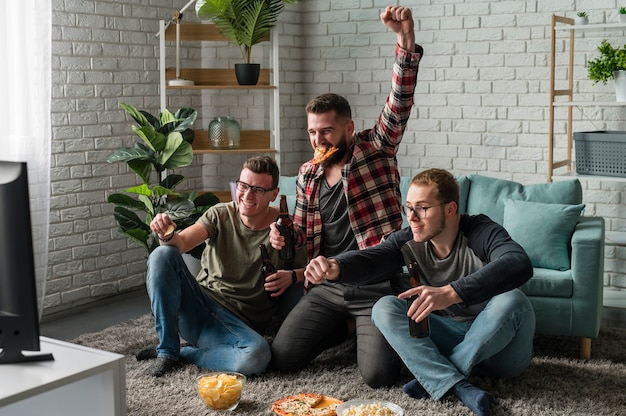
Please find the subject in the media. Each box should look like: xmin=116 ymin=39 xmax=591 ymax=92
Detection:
xmin=319 ymin=178 xmax=358 ymax=257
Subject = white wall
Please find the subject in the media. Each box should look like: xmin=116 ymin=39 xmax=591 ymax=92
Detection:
xmin=47 ymin=0 xmax=626 ymax=315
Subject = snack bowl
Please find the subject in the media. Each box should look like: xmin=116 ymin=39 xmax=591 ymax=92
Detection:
xmin=196 ymin=371 xmax=246 ymax=411
xmin=335 ymin=399 xmax=404 ymax=416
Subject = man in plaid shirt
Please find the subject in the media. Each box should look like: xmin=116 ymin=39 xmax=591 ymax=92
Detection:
xmin=270 ymin=5 xmax=423 ymax=387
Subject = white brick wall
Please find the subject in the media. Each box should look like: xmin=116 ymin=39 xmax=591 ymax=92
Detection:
xmin=47 ymin=0 xmax=626 ymax=316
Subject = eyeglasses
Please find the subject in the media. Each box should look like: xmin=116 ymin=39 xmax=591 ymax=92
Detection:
xmin=402 ymin=202 xmax=447 ymax=219
xmin=235 ymin=180 xmax=275 ymax=198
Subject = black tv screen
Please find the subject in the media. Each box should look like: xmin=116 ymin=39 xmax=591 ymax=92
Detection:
xmin=0 ymin=161 xmax=53 ymax=363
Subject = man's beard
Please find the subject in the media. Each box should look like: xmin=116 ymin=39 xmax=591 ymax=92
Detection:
xmin=320 ymin=134 xmax=349 ymax=167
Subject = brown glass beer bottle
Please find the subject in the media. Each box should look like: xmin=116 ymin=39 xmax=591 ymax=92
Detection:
xmin=407 ymin=261 xmax=430 ymax=338
xmin=276 ymin=195 xmax=295 ymax=260
xmin=259 ymin=244 xmax=279 ymax=301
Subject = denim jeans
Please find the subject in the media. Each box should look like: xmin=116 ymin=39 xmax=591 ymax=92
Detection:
xmin=372 ymin=289 xmax=535 ymax=400
xmin=146 ymin=245 xmax=271 ymax=375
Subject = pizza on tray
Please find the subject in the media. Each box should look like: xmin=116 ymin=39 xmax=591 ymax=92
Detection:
xmin=311 ymin=146 xmax=339 ymax=165
xmin=272 ymin=393 xmax=343 ymax=416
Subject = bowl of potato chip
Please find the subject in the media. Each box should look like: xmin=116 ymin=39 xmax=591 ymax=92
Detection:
xmin=196 ymin=372 xmax=246 ymax=411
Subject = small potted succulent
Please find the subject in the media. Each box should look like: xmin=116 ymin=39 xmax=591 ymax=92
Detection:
xmin=620 ymin=7 xmax=626 ymax=23
xmin=575 ymin=11 xmax=588 ymax=25
xmin=586 ymin=39 xmax=626 ymax=101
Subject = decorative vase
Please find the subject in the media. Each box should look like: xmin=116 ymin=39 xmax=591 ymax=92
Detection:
xmin=620 ymin=14 xmax=626 ymax=23
xmin=234 ymin=63 xmax=261 ymax=86
xmin=575 ymin=16 xmax=588 ymax=25
xmin=208 ymin=117 xmax=240 ymax=149
xmin=614 ymin=70 xmax=626 ymax=102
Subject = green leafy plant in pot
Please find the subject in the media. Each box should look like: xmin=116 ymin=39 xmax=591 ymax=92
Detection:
xmin=107 ymin=103 xmax=219 ymax=258
xmin=587 ymin=39 xmax=626 ymax=101
xmin=195 ymin=0 xmax=297 ymax=85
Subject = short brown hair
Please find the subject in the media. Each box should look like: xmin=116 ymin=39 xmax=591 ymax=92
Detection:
xmin=242 ymin=156 xmax=280 ymax=188
xmin=305 ymin=93 xmax=352 ymax=121
xmin=411 ymin=168 xmax=459 ymax=207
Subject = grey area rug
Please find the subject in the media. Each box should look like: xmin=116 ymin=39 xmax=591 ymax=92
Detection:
xmin=72 ymin=313 xmax=626 ymax=416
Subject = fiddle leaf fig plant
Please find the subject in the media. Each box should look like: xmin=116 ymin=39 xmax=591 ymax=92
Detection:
xmin=107 ymin=103 xmax=218 ymax=257
xmin=196 ymin=0 xmax=297 ymax=64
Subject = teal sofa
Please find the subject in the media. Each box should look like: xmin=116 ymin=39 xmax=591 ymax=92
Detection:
xmin=274 ymin=174 xmax=605 ymax=359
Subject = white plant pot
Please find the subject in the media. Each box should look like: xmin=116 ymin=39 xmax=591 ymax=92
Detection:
xmin=614 ymin=70 xmax=626 ymax=102
xmin=620 ymin=14 xmax=626 ymax=23
xmin=575 ymin=16 xmax=588 ymax=25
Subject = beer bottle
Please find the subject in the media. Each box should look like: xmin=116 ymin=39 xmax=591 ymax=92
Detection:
xmin=407 ymin=262 xmax=429 ymax=338
xmin=276 ymin=195 xmax=295 ymax=260
xmin=259 ymin=244 xmax=279 ymax=302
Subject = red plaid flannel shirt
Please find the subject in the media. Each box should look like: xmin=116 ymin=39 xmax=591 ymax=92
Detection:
xmin=294 ymin=44 xmax=423 ymax=260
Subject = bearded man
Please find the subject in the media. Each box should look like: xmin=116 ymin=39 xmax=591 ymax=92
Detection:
xmin=269 ymin=5 xmax=424 ymax=388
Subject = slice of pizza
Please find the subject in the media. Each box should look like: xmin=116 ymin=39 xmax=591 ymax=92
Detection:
xmin=272 ymin=393 xmax=324 ymax=416
xmin=308 ymin=402 xmax=340 ymax=416
xmin=311 ymin=146 xmax=339 ymax=165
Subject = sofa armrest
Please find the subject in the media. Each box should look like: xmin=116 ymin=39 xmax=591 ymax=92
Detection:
xmin=570 ymin=216 xmax=605 ymax=338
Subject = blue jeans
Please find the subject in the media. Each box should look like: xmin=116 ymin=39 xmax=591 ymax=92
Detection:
xmin=372 ymin=289 xmax=535 ymax=400
xmin=146 ymin=245 xmax=271 ymax=375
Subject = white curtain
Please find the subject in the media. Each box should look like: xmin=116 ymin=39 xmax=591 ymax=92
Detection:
xmin=0 ymin=1 xmax=52 ymax=317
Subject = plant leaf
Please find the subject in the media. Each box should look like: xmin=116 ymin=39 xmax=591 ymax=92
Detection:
xmin=161 ymin=174 xmax=185 ymax=190
xmin=107 ymin=193 xmax=147 ymax=210
xmin=128 ymin=159 xmax=153 ymax=185
xmin=113 ymin=206 xmax=149 ymax=233
xmin=120 ymin=103 xmax=149 ymax=127
xmin=163 ymin=137 xmax=194 ymax=169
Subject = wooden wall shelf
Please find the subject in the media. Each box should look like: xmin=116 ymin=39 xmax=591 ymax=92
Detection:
xmin=164 ymin=23 xmax=269 ymax=43
xmin=191 ymin=130 xmax=275 ymax=154
xmin=165 ymin=68 xmax=273 ymax=88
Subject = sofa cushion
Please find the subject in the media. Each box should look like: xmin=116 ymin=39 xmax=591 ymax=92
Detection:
xmin=465 ymin=175 xmax=583 ymax=225
xmin=503 ymin=199 xmax=585 ymax=271
xmin=521 ymin=268 xmax=573 ymax=298
xmin=275 ymin=176 xmax=298 ymax=212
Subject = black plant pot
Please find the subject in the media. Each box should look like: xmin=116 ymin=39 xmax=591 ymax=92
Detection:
xmin=234 ymin=63 xmax=261 ymax=86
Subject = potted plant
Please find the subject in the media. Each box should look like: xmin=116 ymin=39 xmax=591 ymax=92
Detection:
xmin=587 ymin=39 xmax=626 ymax=101
xmin=195 ymin=0 xmax=297 ymax=85
xmin=575 ymin=11 xmax=588 ymax=25
xmin=107 ymin=103 xmax=219 ymax=258
xmin=620 ymin=7 xmax=626 ymax=23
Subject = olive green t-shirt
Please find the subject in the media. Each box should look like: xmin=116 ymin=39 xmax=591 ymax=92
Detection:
xmin=196 ymin=202 xmax=306 ymax=333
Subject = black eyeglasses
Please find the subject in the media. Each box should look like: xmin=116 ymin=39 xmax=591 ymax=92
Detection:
xmin=235 ymin=180 xmax=275 ymax=198
xmin=402 ymin=202 xmax=447 ymax=219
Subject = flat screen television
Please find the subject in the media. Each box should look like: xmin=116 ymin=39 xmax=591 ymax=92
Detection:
xmin=0 ymin=161 xmax=53 ymax=363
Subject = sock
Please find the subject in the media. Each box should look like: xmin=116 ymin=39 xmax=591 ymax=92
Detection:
xmin=402 ymin=378 xmax=429 ymax=399
xmin=452 ymin=380 xmax=493 ymax=416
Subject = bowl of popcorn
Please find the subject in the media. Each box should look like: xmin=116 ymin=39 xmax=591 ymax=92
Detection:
xmin=335 ymin=399 xmax=403 ymax=416
xmin=196 ymin=372 xmax=246 ymax=411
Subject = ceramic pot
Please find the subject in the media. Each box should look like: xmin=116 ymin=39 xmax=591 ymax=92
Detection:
xmin=575 ymin=16 xmax=588 ymax=25
xmin=234 ymin=63 xmax=260 ymax=85
xmin=614 ymin=70 xmax=626 ymax=102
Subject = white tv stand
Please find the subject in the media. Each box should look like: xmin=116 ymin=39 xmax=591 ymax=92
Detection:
xmin=0 ymin=336 xmax=125 ymax=416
